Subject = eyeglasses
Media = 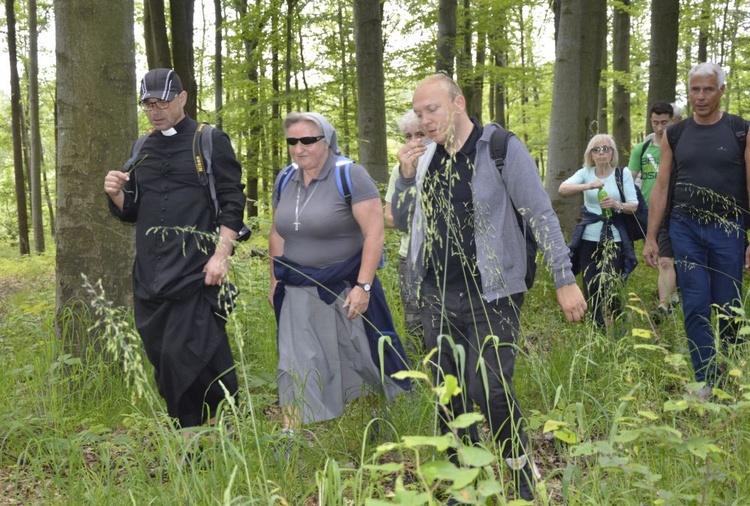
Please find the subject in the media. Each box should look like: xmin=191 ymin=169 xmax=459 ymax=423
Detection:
xmin=140 ymin=98 xmax=175 ymax=111
xmin=592 ymin=146 xmax=613 ymax=154
xmin=286 ymin=135 xmax=325 ymax=146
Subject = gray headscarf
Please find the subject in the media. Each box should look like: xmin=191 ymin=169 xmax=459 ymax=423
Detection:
xmin=292 ymin=112 xmax=341 ymax=155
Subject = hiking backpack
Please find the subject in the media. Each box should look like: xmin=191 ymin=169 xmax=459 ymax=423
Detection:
xmin=489 ymin=125 xmax=538 ymax=290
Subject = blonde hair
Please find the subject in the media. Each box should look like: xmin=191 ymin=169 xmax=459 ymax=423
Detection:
xmin=583 ymin=134 xmax=618 ymax=168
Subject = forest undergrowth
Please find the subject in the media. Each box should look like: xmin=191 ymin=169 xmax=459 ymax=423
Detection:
xmin=1 ymin=231 xmax=749 ymax=505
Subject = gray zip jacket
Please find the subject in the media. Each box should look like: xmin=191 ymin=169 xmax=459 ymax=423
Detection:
xmin=392 ymin=123 xmax=576 ymax=301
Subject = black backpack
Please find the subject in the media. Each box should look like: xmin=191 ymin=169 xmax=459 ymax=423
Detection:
xmin=614 ymin=167 xmax=649 ymax=241
xmin=489 ymin=125 xmax=538 ymax=290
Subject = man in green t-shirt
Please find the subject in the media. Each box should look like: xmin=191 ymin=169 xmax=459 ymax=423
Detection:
xmin=629 ymin=102 xmax=678 ymax=321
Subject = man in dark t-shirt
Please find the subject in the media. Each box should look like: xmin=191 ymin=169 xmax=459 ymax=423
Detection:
xmin=643 ymin=62 xmax=750 ymax=396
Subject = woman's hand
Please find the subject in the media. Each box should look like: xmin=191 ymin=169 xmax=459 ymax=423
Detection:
xmin=343 ymin=285 xmax=370 ymax=319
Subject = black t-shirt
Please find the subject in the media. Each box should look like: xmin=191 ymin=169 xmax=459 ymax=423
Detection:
xmin=672 ymin=114 xmax=748 ymax=221
xmin=423 ymin=120 xmax=483 ymax=289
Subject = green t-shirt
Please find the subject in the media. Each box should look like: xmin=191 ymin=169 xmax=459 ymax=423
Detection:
xmin=628 ymin=138 xmax=660 ymax=203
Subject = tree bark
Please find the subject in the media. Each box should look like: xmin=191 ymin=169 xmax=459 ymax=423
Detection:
xmin=171 ymin=0 xmax=197 ymax=118
xmin=28 ymin=0 xmax=46 ymax=253
xmin=144 ymin=0 xmax=171 ymax=69
xmin=4 ymin=0 xmax=30 ymax=255
xmin=353 ymin=0 xmax=388 ymax=182
xmin=646 ymin=0 xmax=679 ymax=133
xmin=546 ymin=0 xmax=607 ymax=234
xmin=436 ymin=0 xmax=457 ymax=74
xmin=55 ymin=0 xmax=136 ymax=348
xmin=214 ymin=0 xmax=223 ymax=129
xmin=612 ymin=0 xmax=630 ymax=162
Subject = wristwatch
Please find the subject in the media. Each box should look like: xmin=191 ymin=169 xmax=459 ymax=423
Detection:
xmin=356 ymin=281 xmax=372 ymax=292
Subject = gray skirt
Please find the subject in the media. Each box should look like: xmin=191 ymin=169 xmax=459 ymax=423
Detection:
xmin=277 ymin=285 xmax=402 ymax=424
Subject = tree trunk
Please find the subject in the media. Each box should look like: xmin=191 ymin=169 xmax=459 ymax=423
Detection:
xmin=436 ymin=0 xmax=457 ymax=74
xmin=55 ymin=0 xmax=136 ymax=349
xmin=4 ymin=0 xmax=30 ymax=255
xmin=28 ymin=0 xmax=46 ymax=253
xmin=337 ymin=4 xmax=351 ymax=156
xmin=546 ymin=0 xmax=606 ymax=234
xmin=612 ymin=0 xmax=630 ymax=162
xmin=353 ymin=0 xmax=388 ymax=182
xmin=646 ymin=0 xmax=679 ymax=133
xmin=171 ymin=0 xmax=197 ymax=118
xmin=144 ymin=0 xmax=171 ymax=69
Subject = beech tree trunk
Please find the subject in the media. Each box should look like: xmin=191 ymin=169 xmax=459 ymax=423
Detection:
xmin=55 ymin=0 xmax=136 ymax=349
xmin=353 ymin=0 xmax=388 ymax=182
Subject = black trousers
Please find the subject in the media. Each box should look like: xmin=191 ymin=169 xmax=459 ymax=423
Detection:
xmin=421 ymin=281 xmax=527 ymax=459
xmin=579 ymin=239 xmax=625 ymax=327
xmin=135 ymin=284 xmax=238 ymax=427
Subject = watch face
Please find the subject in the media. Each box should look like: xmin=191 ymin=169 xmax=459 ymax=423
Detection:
xmin=359 ymin=282 xmax=371 ymax=292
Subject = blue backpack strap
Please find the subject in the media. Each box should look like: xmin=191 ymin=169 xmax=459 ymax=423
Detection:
xmin=274 ymin=163 xmax=298 ymax=202
xmin=334 ymin=156 xmax=354 ymax=205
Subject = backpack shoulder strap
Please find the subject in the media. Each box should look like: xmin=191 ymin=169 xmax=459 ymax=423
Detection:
xmin=490 ymin=124 xmax=514 ymax=175
xmin=727 ymin=113 xmax=748 ymax=158
xmin=334 ymin=156 xmax=354 ymax=206
xmin=614 ymin=167 xmax=626 ymax=201
xmin=667 ymin=118 xmax=691 ymax=152
xmin=123 ymin=132 xmax=152 ymax=171
xmin=640 ymin=138 xmax=652 ymax=162
xmin=194 ymin=123 xmax=219 ymax=219
xmin=274 ymin=164 xmax=298 ymax=201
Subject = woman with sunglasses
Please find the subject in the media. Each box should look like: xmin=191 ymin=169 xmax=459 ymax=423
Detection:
xmin=558 ymin=134 xmax=639 ymax=331
xmin=268 ymin=112 xmax=409 ymax=433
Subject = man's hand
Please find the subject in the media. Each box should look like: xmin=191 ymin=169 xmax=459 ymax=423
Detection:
xmin=204 ymin=252 xmax=229 ymax=286
xmin=343 ymin=285 xmax=370 ymax=320
xmin=397 ymin=138 xmax=428 ymax=179
xmin=104 ymin=170 xmax=129 ymax=211
xmin=556 ymin=283 xmax=587 ymax=323
xmin=643 ymin=237 xmax=659 ymax=268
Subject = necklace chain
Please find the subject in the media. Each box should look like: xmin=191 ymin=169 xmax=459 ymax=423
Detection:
xmin=293 ymin=182 xmax=318 ymax=231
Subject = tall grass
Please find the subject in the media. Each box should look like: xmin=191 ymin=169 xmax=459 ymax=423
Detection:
xmin=0 ymin=233 xmax=748 ymax=505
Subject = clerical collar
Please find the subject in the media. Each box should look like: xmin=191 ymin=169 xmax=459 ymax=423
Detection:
xmin=161 ymin=128 xmax=177 ymax=136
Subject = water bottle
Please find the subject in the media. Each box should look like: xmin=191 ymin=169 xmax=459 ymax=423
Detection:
xmin=598 ymin=187 xmax=612 ymax=219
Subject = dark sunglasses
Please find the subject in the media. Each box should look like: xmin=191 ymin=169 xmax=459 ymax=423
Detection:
xmin=286 ymin=135 xmax=325 ymax=146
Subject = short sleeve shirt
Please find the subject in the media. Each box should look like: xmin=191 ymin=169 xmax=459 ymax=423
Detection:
xmin=627 ymin=139 xmax=660 ymax=203
xmin=273 ymin=153 xmax=380 ymax=267
xmin=563 ymin=167 xmax=638 ymax=242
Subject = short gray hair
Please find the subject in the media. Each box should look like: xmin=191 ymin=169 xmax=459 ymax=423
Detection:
xmin=397 ymin=110 xmax=421 ymax=134
xmin=688 ymin=62 xmax=726 ymax=88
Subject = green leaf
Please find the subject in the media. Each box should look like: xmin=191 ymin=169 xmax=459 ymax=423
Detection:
xmin=636 ymin=410 xmax=659 ymax=420
xmin=542 ymin=419 xmax=569 ymax=433
xmin=448 ymin=468 xmax=481 ymax=489
xmin=401 ymin=433 xmax=455 ymax=452
xmin=421 ymin=460 xmax=458 ymax=483
xmin=435 ymin=374 xmax=462 ymax=405
xmin=663 ymin=399 xmax=689 ymax=412
xmin=458 ymin=445 xmax=496 ymax=467
xmin=677 ymin=437 xmax=724 ymax=460
xmin=449 ymin=412 xmax=485 ymax=429
xmin=554 ymin=426 xmax=578 ymax=444
xmin=631 ymin=328 xmax=653 ymax=339
xmin=476 ymin=479 xmax=503 ymax=496
xmin=598 ymin=455 xmax=629 ymax=468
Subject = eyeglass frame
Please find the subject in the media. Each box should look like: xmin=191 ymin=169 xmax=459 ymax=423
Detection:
xmin=591 ymin=146 xmax=614 ymax=154
xmin=286 ymin=135 xmax=325 ymax=146
xmin=140 ymin=96 xmax=178 ymax=112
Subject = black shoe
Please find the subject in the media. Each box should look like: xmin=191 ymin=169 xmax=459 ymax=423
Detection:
xmin=513 ymin=462 xmax=536 ymax=501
